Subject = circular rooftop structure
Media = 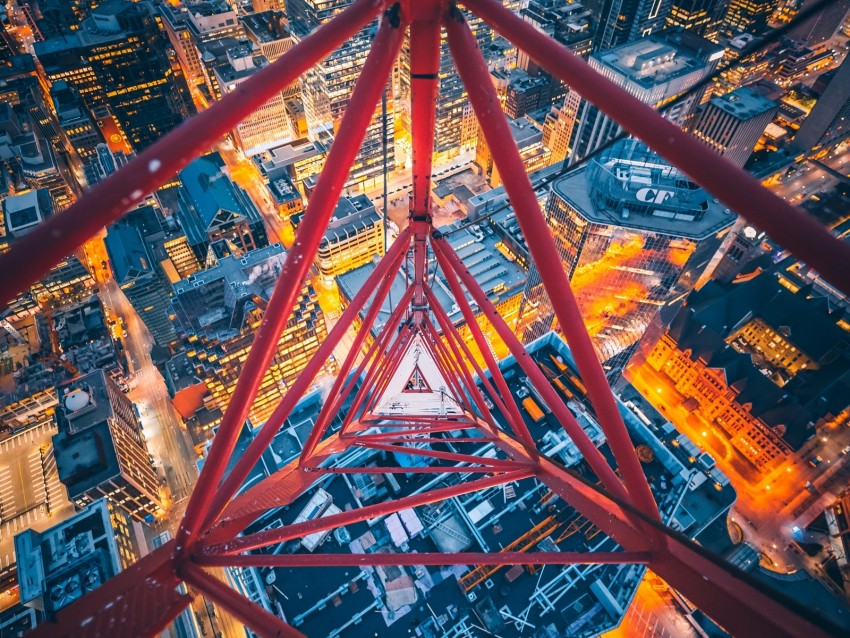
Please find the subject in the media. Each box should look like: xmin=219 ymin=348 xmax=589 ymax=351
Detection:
xmin=64 ymin=389 xmax=91 ymax=412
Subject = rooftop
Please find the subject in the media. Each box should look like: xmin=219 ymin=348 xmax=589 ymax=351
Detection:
xmin=2 ymin=189 xmax=52 ymax=238
xmin=177 ymin=152 xmax=261 ymax=246
xmin=593 ymin=32 xmax=718 ymax=92
xmin=240 ymin=10 xmax=290 ymax=44
xmin=13 ymin=500 xmax=120 ymax=616
xmin=337 ymin=225 xmax=526 ymax=334
xmin=709 ymin=86 xmax=778 ymax=120
xmin=53 ymin=371 xmax=122 ymax=498
xmin=552 ymin=140 xmax=735 ymax=240
xmin=664 ymin=272 xmax=850 ymax=449
xmin=171 ymin=243 xmax=286 ymax=336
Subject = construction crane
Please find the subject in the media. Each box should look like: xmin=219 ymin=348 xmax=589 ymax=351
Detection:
xmin=0 ymin=318 xmax=24 ymax=345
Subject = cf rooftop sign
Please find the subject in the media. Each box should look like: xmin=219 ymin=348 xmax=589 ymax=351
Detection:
xmin=635 ymin=188 xmax=675 ymax=204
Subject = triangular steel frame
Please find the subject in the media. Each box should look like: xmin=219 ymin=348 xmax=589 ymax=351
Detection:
xmin=8 ymin=1 xmax=848 ymax=637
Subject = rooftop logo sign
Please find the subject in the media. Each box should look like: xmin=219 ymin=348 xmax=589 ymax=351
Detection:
xmin=635 ymin=188 xmax=675 ymax=204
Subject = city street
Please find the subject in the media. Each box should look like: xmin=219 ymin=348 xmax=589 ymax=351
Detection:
xmin=628 ymin=362 xmax=850 ymax=579
xmin=97 ymin=276 xmax=198 ymax=521
xmin=603 ymin=573 xmax=700 ymax=638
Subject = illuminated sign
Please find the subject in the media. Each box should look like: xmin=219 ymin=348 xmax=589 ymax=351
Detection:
xmin=635 ymin=188 xmax=675 ymax=204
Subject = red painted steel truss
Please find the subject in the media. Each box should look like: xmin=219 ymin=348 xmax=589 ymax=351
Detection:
xmin=7 ymin=1 xmax=848 ymax=637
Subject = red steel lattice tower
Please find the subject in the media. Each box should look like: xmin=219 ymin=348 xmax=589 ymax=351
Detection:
xmin=3 ymin=1 xmax=849 ymax=636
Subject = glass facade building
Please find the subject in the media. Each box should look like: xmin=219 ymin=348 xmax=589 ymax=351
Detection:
xmin=521 ymin=140 xmax=735 ymax=363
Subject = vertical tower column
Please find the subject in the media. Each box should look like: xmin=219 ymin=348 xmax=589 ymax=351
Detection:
xmin=408 ymin=14 xmax=441 ymax=320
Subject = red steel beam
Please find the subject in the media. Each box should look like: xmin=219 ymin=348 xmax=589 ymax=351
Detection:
xmin=534 ymin=460 xmax=838 ymax=638
xmin=419 ymin=320 xmax=479 ymax=413
xmin=345 ymin=422 xmax=480 ymax=435
xmin=345 ymin=322 xmax=415 ymax=427
xmin=432 ymin=238 xmax=630 ymax=502
xmin=349 ymin=436 xmax=495 ymax=444
xmin=462 ymin=0 xmax=850 ymax=299
xmin=327 ymin=287 xmax=416 ymax=440
xmin=426 ymin=286 xmax=517 ymax=425
xmin=408 ymin=16 xmax=440 ymax=214
xmin=425 ymin=285 xmax=536 ymax=447
xmin=0 ymin=0 xmax=388 ymax=311
xmin=422 ymin=315 xmax=495 ymax=422
xmin=408 ymin=17 xmax=440 ymax=318
xmin=322 ymin=465 xmax=516 ymax=474
xmin=443 ymin=16 xmax=659 ymax=520
xmin=196 ymin=551 xmax=651 ymax=568
xmin=177 ymin=10 xmax=406 ymax=553
xmin=201 ymin=469 xmax=534 ymax=555
xmin=209 ymin=229 xmax=411 ymax=523
xmin=178 ymin=562 xmax=305 ymax=638
xmin=25 ymin=543 xmax=187 ymax=638
xmin=293 ymin=235 xmax=411 ymax=464
xmin=355 ymin=440 xmax=528 ymax=469
xmin=342 ymin=329 xmax=413 ymax=429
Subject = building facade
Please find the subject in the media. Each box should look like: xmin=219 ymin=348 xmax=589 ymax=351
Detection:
xmin=666 ymin=0 xmax=729 ymax=40
xmin=522 ymin=140 xmax=735 ymax=363
xmin=104 ymin=208 xmax=178 ymax=347
xmin=214 ymin=44 xmax=293 ymax=155
xmin=34 ymin=0 xmax=196 ymax=152
xmin=722 ymin=0 xmax=779 ymax=36
xmin=53 ymin=370 xmax=163 ymax=522
xmin=792 ymin=53 xmax=850 ymax=155
xmin=689 ymin=86 xmax=778 ymax=167
xmin=595 ymin=0 xmax=673 ymax=51
xmin=475 ymin=116 xmax=552 ymax=187
xmin=570 ymin=31 xmax=722 ymax=163
xmin=631 ymin=271 xmax=850 ymax=469
xmin=307 ymin=194 xmax=384 ymax=278
xmin=170 ymin=244 xmax=328 ymax=427
xmin=288 ymin=0 xmax=395 ymax=189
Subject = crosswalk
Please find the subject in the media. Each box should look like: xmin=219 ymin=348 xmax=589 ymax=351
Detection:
xmin=29 ymin=451 xmax=46 ymax=504
xmin=41 ymin=446 xmax=67 ymax=512
xmin=0 ymin=466 xmax=14 ymax=522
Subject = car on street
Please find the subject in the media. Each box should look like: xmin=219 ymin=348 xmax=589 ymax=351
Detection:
xmin=808 ymin=456 xmax=823 ymax=468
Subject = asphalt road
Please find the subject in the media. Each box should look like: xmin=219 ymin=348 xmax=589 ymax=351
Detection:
xmin=98 ymin=276 xmax=198 ymax=524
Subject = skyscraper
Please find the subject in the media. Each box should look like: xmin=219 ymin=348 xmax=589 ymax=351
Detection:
xmin=175 ymin=152 xmax=270 ymax=261
xmin=34 ymin=0 xmax=195 ymax=152
xmin=287 ymin=0 xmax=394 ymax=188
xmin=792 ymin=53 xmax=850 ymax=155
xmin=214 ymin=44 xmax=294 ymax=155
xmin=595 ymin=0 xmax=673 ymax=52
xmin=397 ymin=9 xmax=492 ymax=162
xmin=569 ymin=30 xmax=722 ymax=163
xmin=689 ymin=86 xmax=778 ymax=167
xmin=53 ymin=370 xmax=164 ymax=522
xmin=104 ymin=206 xmax=178 ymax=347
xmin=722 ymin=0 xmax=779 ymax=37
xmin=666 ymin=0 xmax=729 ymax=40
xmin=521 ymin=139 xmax=735 ymax=363
xmin=14 ymin=500 xmax=144 ymax=623
xmin=786 ymin=0 xmax=850 ymax=47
